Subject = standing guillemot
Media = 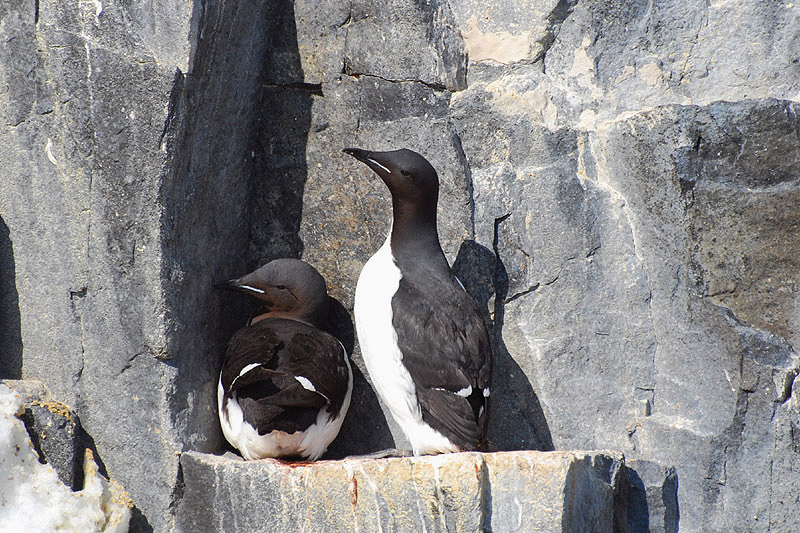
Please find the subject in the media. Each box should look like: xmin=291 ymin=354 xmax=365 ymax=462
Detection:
xmin=215 ymin=258 xmax=353 ymax=460
xmin=343 ymin=147 xmax=492 ymax=455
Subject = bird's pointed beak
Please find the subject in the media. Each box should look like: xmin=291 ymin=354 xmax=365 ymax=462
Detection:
xmin=214 ymin=279 xmax=243 ymax=291
xmin=342 ymin=147 xmax=370 ymax=162
xmin=214 ymin=279 xmax=266 ymax=296
xmin=343 ymin=147 xmax=393 ymax=176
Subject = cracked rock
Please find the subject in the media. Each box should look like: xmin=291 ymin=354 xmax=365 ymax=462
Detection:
xmin=343 ymin=0 xmax=467 ymax=91
xmin=2 ymin=0 xmax=800 ymax=531
xmin=177 ymin=449 xmax=626 ymax=532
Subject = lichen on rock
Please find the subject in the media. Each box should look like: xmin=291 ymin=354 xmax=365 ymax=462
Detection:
xmin=0 ymin=384 xmax=132 ymax=533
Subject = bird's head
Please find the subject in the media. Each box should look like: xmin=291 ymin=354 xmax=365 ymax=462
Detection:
xmin=215 ymin=258 xmax=330 ymax=327
xmin=342 ymin=148 xmax=439 ymax=210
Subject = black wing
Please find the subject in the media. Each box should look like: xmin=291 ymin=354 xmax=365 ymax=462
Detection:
xmin=220 ymin=318 xmax=350 ymax=435
xmin=391 ymin=274 xmax=492 ymax=450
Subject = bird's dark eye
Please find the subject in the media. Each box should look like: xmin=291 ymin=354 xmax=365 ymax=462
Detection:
xmin=400 ymin=169 xmax=410 ymax=177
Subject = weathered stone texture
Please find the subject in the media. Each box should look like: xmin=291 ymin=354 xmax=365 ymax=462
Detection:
xmin=2 ymin=0 xmax=799 ymax=531
xmin=177 ymin=450 xmax=625 ymax=532
xmin=0 ymin=1 xmax=268 ymax=530
xmin=625 ymin=459 xmax=678 ymax=533
xmin=1 ymin=2 xmax=188 ymax=530
xmin=343 ymin=0 xmax=467 ymax=90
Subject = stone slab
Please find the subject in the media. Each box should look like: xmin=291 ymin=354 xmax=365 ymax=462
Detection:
xmin=177 ymin=450 xmax=625 ymax=533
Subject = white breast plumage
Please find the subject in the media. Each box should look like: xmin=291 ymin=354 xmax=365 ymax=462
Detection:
xmin=354 ymin=236 xmax=459 ymax=455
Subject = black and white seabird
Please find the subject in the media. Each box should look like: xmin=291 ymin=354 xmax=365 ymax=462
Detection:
xmin=343 ymin=147 xmax=492 ymax=455
xmin=215 ymin=258 xmax=353 ymax=460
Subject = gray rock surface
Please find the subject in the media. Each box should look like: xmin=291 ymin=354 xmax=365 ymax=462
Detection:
xmin=1 ymin=3 xmax=185 ymax=530
xmin=626 ymin=459 xmax=678 ymax=533
xmin=1 ymin=0 xmax=799 ymax=531
xmin=177 ymin=449 xmax=625 ymax=532
xmin=0 ymin=1 xmax=261 ymax=530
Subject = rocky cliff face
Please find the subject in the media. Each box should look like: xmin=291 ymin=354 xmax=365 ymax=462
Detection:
xmin=1 ymin=0 xmax=798 ymax=531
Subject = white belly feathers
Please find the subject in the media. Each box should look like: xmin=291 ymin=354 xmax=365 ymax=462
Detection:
xmin=354 ymin=236 xmax=458 ymax=455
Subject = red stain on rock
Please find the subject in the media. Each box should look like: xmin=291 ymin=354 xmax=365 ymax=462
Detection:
xmin=350 ymin=475 xmax=358 ymax=508
xmin=284 ymin=460 xmax=313 ymax=468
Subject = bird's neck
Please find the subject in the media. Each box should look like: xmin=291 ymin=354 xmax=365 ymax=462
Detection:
xmin=389 ymin=201 xmax=449 ymax=270
xmin=250 ymin=308 xmax=328 ymax=330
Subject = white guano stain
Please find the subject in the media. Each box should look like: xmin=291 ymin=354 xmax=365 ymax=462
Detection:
xmin=45 ymin=139 xmax=58 ymax=166
xmin=92 ymin=0 xmax=103 ymax=22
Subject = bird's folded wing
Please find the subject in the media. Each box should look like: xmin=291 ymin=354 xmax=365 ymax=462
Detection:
xmin=391 ymin=277 xmax=492 ymax=448
xmin=284 ymin=330 xmax=351 ymax=416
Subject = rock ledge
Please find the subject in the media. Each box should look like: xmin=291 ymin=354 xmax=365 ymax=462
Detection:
xmin=177 ymin=449 xmax=625 ymax=532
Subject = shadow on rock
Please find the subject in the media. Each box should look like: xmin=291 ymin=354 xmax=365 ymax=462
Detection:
xmin=452 ymin=240 xmax=554 ymax=451
xmin=0 ymin=216 xmax=22 ymax=379
xmin=164 ymin=0 xmax=320 ymax=460
xmin=325 ymin=362 xmax=396 ymax=458
xmin=625 ymin=459 xmax=680 ymax=533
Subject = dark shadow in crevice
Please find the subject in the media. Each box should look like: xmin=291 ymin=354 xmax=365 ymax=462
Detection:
xmin=452 ymin=239 xmax=554 ymax=452
xmin=160 ymin=0 xmax=315 ymax=460
xmin=0 ymin=216 xmax=23 ymax=379
xmin=157 ymin=1 xmax=315 ymax=529
xmin=162 ymin=0 xmax=393 ymax=465
xmin=327 ymin=297 xmax=355 ymax=356
xmin=247 ymin=83 xmax=310 ymax=265
xmin=128 ymin=507 xmax=153 ymax=533
xmin=626 ymin=467 xmax=650 ymax=532
xmin=624 ymin=461 xmax=679 ymax=533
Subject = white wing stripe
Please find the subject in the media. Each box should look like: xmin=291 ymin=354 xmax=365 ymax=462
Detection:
xmin=231 ymin=363 xmax=261 ymax=388
xmin=295 ymin=375 xmax=330 ymax=402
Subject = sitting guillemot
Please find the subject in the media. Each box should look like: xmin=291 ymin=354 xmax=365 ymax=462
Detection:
xmin=343 ymin=147 xmax=492 ymax=455
xmin=215 ymin=258 xmax=353 ymax=460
